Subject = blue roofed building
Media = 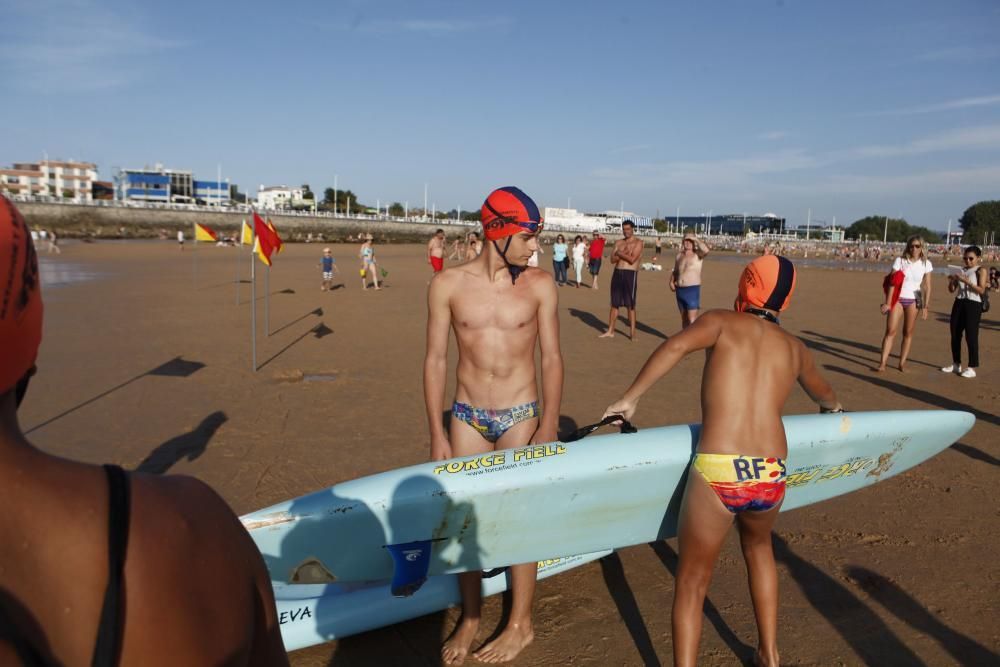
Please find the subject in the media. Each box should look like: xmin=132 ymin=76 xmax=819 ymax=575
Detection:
xmin=193 ymin=179 xmax=230 ymax=206
xmin=116 ymin=164 xmax=236 ymax=205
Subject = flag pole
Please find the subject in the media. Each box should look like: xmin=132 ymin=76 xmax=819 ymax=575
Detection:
xmin=250 ymin=214 xmax=258 ymax=371
xmin=193 ymin=224 xmax=198 ymax=289
xmin=265 ymin=264 xmax=271 ymax=336
xmin=236 ymin=219 xmax=243 ymax=305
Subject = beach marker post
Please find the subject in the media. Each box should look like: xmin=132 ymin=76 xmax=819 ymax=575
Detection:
xmin=236 ymin=218 xmax=245 ymax=305
xmin=250 ymin=214 xmax=257 ymax=371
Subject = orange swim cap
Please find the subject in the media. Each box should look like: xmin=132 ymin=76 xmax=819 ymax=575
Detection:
xmin=735 ymin=255 xmax=796 ymax=313
xmin=481 ymin=186 xmax=543 ymax=242
xmin=0 ymin=195 xmax=43 ymax=394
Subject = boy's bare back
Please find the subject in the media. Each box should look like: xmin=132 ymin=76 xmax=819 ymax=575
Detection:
xmin=692 ymin=310 xmax=821 ymax=458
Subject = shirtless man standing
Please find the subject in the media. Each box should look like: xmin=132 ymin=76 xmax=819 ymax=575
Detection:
xmin=0 ymin=196 xmax=287 ymax=666
xmin=604 ymin=255 xmax=841 ymax=667
xmin=428 ymin=228 xmax=446 ymax=274
xmin=599 ymin=220 xmax=644 ymax=340
xmin=424 ymin=186 xmax=563 ymax=665
xmin=670 ymin=233 xmax=711 ymax=329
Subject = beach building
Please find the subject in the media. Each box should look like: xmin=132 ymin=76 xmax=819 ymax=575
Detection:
xmin=664 ymin=213 xmax=785 ymax=235
xmin=115 ymin=165 xmax=237 ymax=206
xmin=193 ymin=179 xmax=231 ymax=206
xmin=0 ymin=158 xmax=98 ymax=202
xmin=257 ymin=185 xmax=306 ymax=210
xmin=92 ymin=181 xmax=114 ymax=200
xmin=0 ymin=167 xmax=47 ymax=198
xmin=117 ymin=165 xmax=193 ymax=204
xmin=543 ymin=207 xmax=653 ymax=233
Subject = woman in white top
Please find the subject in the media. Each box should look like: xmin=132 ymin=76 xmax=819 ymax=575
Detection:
xmin=942 ymin=245 xmax=988 ymax=378
xmin=877 ymin=235 xmax=933 ymax=372
xmin=572 ymin=235 xmax=587 ymax=288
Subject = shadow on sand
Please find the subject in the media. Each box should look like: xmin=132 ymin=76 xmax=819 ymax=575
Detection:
xmin=258 ymin=323 xmax=333 ymax=370
xmin=800 ymin=330 xmax=937 ymax=370
xmin=600 ymin=551 xmax=663 ymax=666
xmin=271 ymin=307 xmax=323 ymax=337
xmin=845 ymin=566 xmax=999 ymax=665
xmin=25 ymin=357 xmax=206 ymax=435
xmin=135 ymin=411 xmax=227 ymax=474
xmin=773 ymin=534 xmax=922 ymax=664
xmin=823 ymin=364 xmax=998 ymax=426
xmin=568 ymin=307 xmax=668 ymax=340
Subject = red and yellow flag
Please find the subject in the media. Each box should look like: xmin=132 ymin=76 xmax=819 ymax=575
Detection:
xmin=240 ymin=219 xmax=253 ymax=245
xmin=252 ymin=212 xmax=280 ymax=266
xmin=266 ymin=218 xmax=284 ymax=254
xmin=194 ymin=222 xmax=218 ymax=242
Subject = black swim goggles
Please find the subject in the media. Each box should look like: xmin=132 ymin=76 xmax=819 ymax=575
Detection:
xmin=482 ymin=200 xmax=543 ymax=235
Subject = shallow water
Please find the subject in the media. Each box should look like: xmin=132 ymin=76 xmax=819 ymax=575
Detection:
xmin=709 ymin=253 xmax=891 ymax=273
xmin=38 ymin=258 xmax=104 ymax=288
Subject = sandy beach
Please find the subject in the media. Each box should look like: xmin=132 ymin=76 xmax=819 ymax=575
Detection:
xmin=23 ymin=240 xmax=999 ymax=666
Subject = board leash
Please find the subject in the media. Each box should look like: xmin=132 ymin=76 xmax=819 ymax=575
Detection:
xmin=560 ymin=415 xmax=638 ymax=443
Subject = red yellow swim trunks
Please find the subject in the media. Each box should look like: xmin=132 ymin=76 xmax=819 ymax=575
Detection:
xmin=692 ymin=453 xmax=786 ymax=513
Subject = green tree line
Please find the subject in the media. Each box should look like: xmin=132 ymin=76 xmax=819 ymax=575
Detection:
xmin=845 ymin=216 xmax=942 ymax=243
xmin=959 ymin=200 xmax=1000 ymax=245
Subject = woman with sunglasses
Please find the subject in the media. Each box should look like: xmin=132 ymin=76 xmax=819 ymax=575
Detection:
xmin=941 ymin=246 xmax=988 ymax=378
xmin=877 ymin=235 xmax=933 ymax=372
xmin=552 ymin=234 xmax=569 ymax=285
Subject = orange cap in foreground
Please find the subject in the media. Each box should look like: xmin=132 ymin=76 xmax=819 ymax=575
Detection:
xmin=0 ymin=195 xmax=43 ymax=394
xmin=735 ymin=255 xmax=796 ymax=313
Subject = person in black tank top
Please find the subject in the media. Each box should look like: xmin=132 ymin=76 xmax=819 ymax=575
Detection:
xmin=0 ymin=195 xmax=288 ymax=665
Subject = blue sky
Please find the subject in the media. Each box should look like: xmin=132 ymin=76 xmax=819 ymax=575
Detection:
xmin=1 ymin=0 xmax=998 ymax=230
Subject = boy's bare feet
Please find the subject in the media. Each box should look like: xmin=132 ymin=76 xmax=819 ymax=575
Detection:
xmin=753 ymin=648 xmax=780 ymax=666
xmin=598 ymin=331 xmax=614 ymax=338
xmin=473 ymin=621 xmax=534 ymax=664
xmin=442 ymin=616 xmax=480 ymax=666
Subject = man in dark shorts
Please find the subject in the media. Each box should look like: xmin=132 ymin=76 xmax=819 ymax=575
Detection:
xmin=588 ymin=231 xmax=606 ymax=289
xmin=599 ymin=220 xmax=644 ymax=340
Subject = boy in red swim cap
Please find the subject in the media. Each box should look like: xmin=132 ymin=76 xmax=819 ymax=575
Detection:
xmin=0 ymin=195 xmax=287 ymax=665
xmin=424 ymin=186 xmax=563 ymax=665
xmin=604 ymin=255 xmax=842 ymax=667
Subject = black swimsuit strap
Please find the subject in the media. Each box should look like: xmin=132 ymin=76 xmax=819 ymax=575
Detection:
xmin=93 ymin=465 xmax=131 ymax=667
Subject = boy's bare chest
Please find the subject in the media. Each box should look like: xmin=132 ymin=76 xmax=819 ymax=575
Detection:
xmin=451 ymin=291 xmax=538 ymax=331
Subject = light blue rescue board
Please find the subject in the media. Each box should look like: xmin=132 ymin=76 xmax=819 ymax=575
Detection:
xmin=243 ymin=410 xmax=974 ymax=590
xmin=274 ymin=550 xmax=610 ymax=651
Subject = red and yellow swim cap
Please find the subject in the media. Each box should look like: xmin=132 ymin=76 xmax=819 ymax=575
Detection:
xmin=0 ymin=195 xmax=43 ymax=394
xmin=480 ymin=186 xmax=543 ymax=242
xmin=735 ymin=255 xmax=796 ymax=313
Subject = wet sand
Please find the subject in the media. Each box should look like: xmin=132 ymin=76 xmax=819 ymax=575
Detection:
xmin=24 ymin=241 xmax=999 ymax=665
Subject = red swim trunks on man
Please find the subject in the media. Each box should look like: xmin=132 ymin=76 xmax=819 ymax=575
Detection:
xmin=431 ymin=256 xmax=444 ymax=272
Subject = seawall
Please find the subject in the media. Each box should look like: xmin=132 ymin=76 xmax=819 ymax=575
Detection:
xmin=17 ymin=202 xmax=480 ymax=243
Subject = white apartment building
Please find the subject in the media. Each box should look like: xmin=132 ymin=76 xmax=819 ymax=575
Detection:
xmin=256 ymin=185 xmax=305 ymax=210
xmin=0 ymin=167 xmax=47 ymax=198
xmin=0 ymin=159 xmax=98 ymax=202
xmin=543 ymin=207 xmax=653 ymax=232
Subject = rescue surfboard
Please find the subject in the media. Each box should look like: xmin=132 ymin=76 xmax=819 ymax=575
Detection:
xmin=243 ymin=410 xmax=974 ymax=590
xmin=275 ymin=550 xmax=610 ymax=651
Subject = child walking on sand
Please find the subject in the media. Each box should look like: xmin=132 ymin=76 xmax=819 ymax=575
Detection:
xmin=319 ymin=247 xmax=339 ymax=291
